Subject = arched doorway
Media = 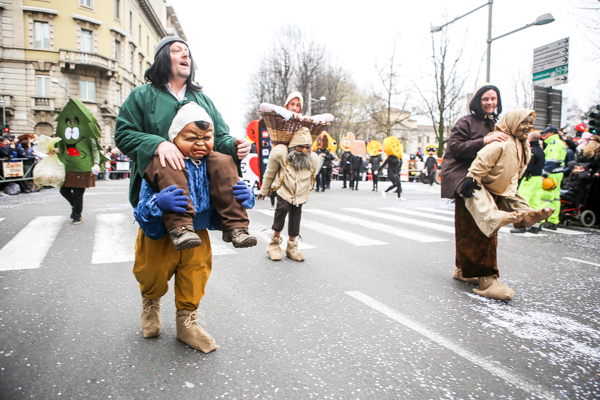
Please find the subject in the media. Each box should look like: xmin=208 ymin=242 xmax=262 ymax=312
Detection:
xmin=34 ymin=122 xmax=54 ymax=136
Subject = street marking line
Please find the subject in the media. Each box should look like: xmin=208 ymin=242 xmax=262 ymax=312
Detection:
xmin=0 ymin=216 xmax=66 ymax=271
xmin=344 ymin=208 xmax=455 ymax=234
xmin=563 ymin=257 xmax=600 ymax=267
xmin=382 ymin=208 xmax=455 ymax=223
xmin=0 ymin=218 xmax=5 ymax=223
xmin=346 ymin=291 xmax=558 ymax=400
xmin=249 ymin=212 xmax=316 ymax=249
xmin=207 ymin=235 xmax=237 ymax=256
xmin=91 ymin=213 xmax=136 ymax=264
xmin=418 ymin=207 xmax=455 ymax=216
xmin=302 ymin=219 xmax=388 ymax=246
xmin=303 ymin=209 xmax=446 ymax=243
xmin=546 ymin=227 xmax=588 ymax=235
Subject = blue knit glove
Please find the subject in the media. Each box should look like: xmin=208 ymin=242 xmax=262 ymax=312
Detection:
xmin=155 ymin=185 xmax=188 ymax=213
xmin=232 ymin=180 xmax=254 ymax=208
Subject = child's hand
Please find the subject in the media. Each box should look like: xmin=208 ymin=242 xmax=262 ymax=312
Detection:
xmin=156 ymin=185 xmax=189 ymax=213
xmin=232 ymin=180 xmax=254 ymax=208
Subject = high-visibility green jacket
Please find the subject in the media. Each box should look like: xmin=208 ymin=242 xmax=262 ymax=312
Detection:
xmin=115 ymin=84 xmax=238 ymax=207
xmin=543 ymin=134 xmax=566 ymax=174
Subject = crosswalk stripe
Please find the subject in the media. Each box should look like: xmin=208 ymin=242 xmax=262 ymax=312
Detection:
xmin=249 ymin=214 xmax=316 ymax=249
xmin=302 ymin=219 xmax=388 ymax=246
xmin=0 ymin=216 xmax=66 ymax=271
xmin=0 ymin=218 xmax=5 ymax=223
xmin=303 ymin=209 xmax=447 ymax=243
xmin=383 ymin=208 xmax=455 ymax=223
xmin=547 ymin=227 xmax=588 ymax=235
xmin=207 ymin=233 xmax=237 ymax=256
xmin=91 ymin=213 xmax=136 ymax=264
xmin=344 ymin=208 xmax=455 ymax=234
xmin=418 ymin=207 xmax=455 ymax=216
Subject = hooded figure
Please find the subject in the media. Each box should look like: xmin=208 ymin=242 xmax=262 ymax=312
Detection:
xmin=284 ymin=91 xmax=304 ymax=114
xmin=259 ymin=127 xmax=319 ymax=262
xmin=461 ymin=109 xmax=554 ymax=301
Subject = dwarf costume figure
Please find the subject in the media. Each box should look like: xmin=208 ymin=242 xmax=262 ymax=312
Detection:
xmin=143 ymin=102 xmax=256 ymax=251
xmin=462 ymin=108 xmax=554 ymax=301
xmin=55 ymin=99 xmax=109 ymax=224
xmin=259 ymin=127 xmax=319 ymax=261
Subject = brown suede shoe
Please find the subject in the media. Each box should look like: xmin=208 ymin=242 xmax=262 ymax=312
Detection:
xmin=266 ymin=236 xmax=283 ymax=261
xmin=168 ymin=225 xmax=202 ymax=251
xmin=141 ymin=293 xmax=161 ymax=338
xmin=176 ymin=309 xmax=217 ymax=353
xmin=286 ymin=240 xmax=305 ymax=262
xmin=473 ymin=275 xmax=515 ymax=301
xmin=452 ymin=267 xmax=478 ymax=285
xmin=222 ymin=228 xmax=257 ymax=248
xmin=521 ymin=208 xmax=554 ymax=227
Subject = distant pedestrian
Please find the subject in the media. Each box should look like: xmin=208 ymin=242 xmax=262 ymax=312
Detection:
xmin=370 ymin=152 xmax=382 ymax=192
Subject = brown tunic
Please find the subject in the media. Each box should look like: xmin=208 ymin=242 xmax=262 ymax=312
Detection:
xmin=63 ymin=171 xmax=96 ymax=189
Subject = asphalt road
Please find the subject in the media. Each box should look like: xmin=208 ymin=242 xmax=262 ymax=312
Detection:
xmin=0 ymin=178 xmax=599 ymax=400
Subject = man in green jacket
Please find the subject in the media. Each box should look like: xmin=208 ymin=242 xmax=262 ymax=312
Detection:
xmin=539 ymin=126 xmax=566 ymax=230
xmin=115 ymin=36 xmax=250 ymax=352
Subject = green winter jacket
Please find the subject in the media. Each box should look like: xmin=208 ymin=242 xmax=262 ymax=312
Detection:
xmin=115 ymin=84 xmax=238 ymax=207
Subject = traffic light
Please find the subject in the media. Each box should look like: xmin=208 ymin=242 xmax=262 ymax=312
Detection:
xmin=2 ymin=124 xmax=9 ymax=134
xmin=589 ymin=105 xmax=600 ymax=135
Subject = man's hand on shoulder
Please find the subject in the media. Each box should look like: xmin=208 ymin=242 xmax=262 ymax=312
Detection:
xmin=156 ymin=141 xmax=185 ymax=171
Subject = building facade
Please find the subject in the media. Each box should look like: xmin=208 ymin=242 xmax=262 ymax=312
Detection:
xmin=0 ymin=0 xmax=186 ymax=145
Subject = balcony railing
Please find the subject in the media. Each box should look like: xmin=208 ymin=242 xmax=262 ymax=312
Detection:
xmin=31 ymin=97 xmax=55 ymax=111
xmin=59 ymin=50 xmax=117 ymax=75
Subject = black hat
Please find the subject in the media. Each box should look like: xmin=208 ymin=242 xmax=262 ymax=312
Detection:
xmin=541 ymin=126 xmax=559 ymax=135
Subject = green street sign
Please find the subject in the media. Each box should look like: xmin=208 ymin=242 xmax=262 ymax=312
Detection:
xmin=533 ymin=65 xmax=569 ymax=81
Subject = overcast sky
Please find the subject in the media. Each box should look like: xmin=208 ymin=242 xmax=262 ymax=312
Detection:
xmin=169 ymin=0 xmax=599 ymax=138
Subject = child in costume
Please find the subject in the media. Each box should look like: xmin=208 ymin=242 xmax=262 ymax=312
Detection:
xmin=142 ymin=102 xmax=256 ymax=251
xmin=55 ymin=99 xmax=109 ymax=224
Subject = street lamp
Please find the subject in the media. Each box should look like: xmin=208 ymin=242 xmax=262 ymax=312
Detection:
xmin=51 ymin=78 xmax=69 ymax=105
xmin=307 ymin=93 xmax=326 ymax=117
xmin=431 ymin=1 xmax=554 ymax=81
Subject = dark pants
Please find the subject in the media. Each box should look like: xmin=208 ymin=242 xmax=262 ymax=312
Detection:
xmin=342 ymin=170 xmax=350 ymax=187
xmin=454 ymin=196 xmax=499 ymax=278
xmin=351 ymin=171 xmax=360 ymax=189
xmin=144 ymin=152 xmax=248 ymax=232
xmin=372 ymin=172 xmax=379 ymax=190
xmin=324 ymin=168 xmax=332 ymax=188
xmin=272 ymin=194 xmax=302 ymax=237
xmin=385 ymin=173 xmax=402 ymax=197
xmin=427 ymin=168 xmax=435 ymax=185
xmin=315 ymin=172 xmax=325 ymax=191
xmin=60 ymin=187 xmax=86 ymax=217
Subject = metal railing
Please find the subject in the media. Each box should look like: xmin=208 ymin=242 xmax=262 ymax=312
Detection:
xmin=0 ymin=158 xmax=36 ymax=183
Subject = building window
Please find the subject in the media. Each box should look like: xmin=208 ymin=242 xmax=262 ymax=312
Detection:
xmin=129 ymin=11 xmax=133 ymax=32
xmin=114 ymin=39 xmax=120 ymax=61
xmin=34 ymin=21 xmax=50 ymax=49
xmin=79 ymin=80 xmax=96 ymax=101
xmin=80 ymin=0 xmax=92 ymax=8
xmin=114 ymin=0 xmax=120 ymax=20
xmin=139 ymin=54 xmax=144 ymax=76
xmin=139 ymin=25 xmax=142 ymax=43
xmin=147 ymin=35 xmax=149 ymax=55
xmin=36 ymin=76 xmax=51 ymax=97
xmin=130 ymin=44 xmax=135 ymax=72
xmin=81 ymin=29 xmax=92 ymax=53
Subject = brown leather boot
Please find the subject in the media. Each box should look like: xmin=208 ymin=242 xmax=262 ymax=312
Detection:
xmin=168 ymin=225 xmax=202 ymax=251
xmin=222 ymin=228 xmax=257 ymax=248
xmin=473 ymin=275 xmax=515 ymax=301
xmin=266 ymin=236 xmax=283 ymax=261
xmin=141 ymin=293 xmax=161 ymax=338
xmin=452 ymin=267 xmax=478 ymax=285
xmin=176 ymin=309 xmax=217 ymax=353
xmin=286 ymin=240 xmax=305 ymax=262
xmin=521 ymin=208 xmax=554 ymax=227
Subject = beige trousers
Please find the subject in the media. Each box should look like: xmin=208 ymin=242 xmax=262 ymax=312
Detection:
xmin=464 ymin=187 xmax=532 ymax=237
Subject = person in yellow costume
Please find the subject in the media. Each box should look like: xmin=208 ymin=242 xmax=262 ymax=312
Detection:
xmin=380 ymin=136 xmax=405 ymax=200
xmin=461 ymin=109 xmax=554 ymax=301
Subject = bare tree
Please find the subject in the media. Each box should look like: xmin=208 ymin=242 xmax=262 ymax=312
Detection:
xmin=574 ymin=0 xmax=600 ymax=59
xmin=415 ymin=29 xmax=471 ymax=157
xmin=510 ymin=66 xmax=534 ymax=109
